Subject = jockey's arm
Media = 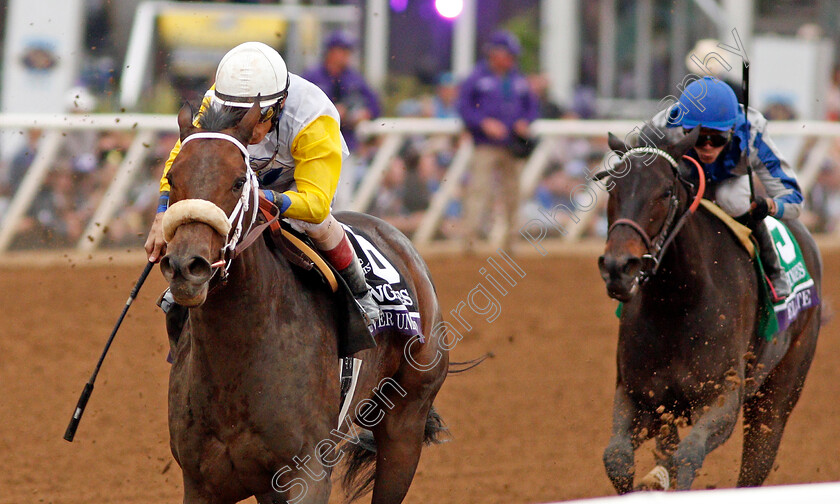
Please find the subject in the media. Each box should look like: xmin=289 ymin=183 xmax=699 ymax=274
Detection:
xmin=158 ymin=89 xmax=215 ymax=199
xmin=273 ymin=114 xmax=343 ymax=223
xmin=146 ymin=89 xmax=213 ymax=262
xmin=749 ymin=123 xmax=803 ymax=220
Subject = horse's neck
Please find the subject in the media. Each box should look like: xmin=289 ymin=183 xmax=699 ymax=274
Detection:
xmin=644 ymin=211 xmax=714 ymax=299
xmin=189 ymin=240 xmax=295 ymax=349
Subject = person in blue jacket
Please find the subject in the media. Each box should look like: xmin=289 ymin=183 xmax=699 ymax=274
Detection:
xmin=303 ymin=30 xmax=381 ymax=151
xmin=650 ymin=75 xmax=802 ymax=300
xmin=457 ymin=30 xmax=540 ymax=252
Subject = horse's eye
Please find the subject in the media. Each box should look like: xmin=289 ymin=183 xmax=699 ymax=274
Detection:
xmin=662 ymin=189 xmax=673 ymax=199
xmin=233 ymin=177 xmax=246 ymax=191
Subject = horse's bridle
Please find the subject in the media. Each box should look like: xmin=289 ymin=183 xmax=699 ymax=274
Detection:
xmin=606 ymin=147 xmax=706 ymax=284
xmin=165 ymin=132 xmax=274 ymax=282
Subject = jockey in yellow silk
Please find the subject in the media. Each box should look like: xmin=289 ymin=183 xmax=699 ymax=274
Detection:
xmin=145 ymin=41 xmax=380 ymax=323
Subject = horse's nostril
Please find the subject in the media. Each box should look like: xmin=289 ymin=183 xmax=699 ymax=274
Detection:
xmin=185 ymin=256 xmax=211 ymax=281
xmin=598 ymin=256 xmax=609 ymax=277
xmin=160 ymin=256 xmax=175 ymax=279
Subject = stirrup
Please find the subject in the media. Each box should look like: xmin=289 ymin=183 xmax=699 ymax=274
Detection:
xmin=766 ymin=274 xmax=790 ymax=303
xmin=355 ymin=290 xmax=381 ymax=326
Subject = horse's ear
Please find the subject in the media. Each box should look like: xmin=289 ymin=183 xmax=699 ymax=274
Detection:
xmin=608 ymin=132 xmax=629 ymax=154
xmin=670 ymin=127 xmax=700 ymax=157
xmin=177 ymin=103 xmax=196 ymax=141
xmin=233 ymin=98 xmax=263 ymax=144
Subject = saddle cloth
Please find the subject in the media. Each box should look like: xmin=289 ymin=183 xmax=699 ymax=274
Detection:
xmin=264 ymin=215 xmax=424 ymax=348
xmin=698 ymin=200 xmax=819 ymax=340
xmin=343 ymin=224 xmax=424 ymax=341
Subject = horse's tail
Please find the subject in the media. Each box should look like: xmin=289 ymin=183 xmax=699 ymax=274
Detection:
xmin=342 ymin=427 xmax=377 ymax=502
xmin=342 ymin=405 xmax=449 ymax=502
xmin=448 ymin=352 xmax=493 ymax=374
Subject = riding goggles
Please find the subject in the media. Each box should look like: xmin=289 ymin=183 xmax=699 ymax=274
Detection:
xmin=683 ymin=128 xmax=732 ymax=148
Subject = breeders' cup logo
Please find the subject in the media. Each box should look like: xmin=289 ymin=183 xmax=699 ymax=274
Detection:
xmin=20 ymin=41 xmax=58 ymax=71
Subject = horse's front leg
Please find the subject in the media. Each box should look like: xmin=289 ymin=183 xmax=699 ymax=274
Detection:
xmin=672 ymin=386 xmax=742 ymax=489
xmin=603 ymin=383 xmax=650 ymax=494
xmin=182 ymin=477 xmax=235 ymax=504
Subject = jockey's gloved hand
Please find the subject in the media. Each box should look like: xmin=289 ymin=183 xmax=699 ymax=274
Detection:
xmin=261 ymin=189 xmax=278 ymax=201
xmin=260 ymin=189 xmax=291 ymax=214
xmin=750 ymin=197 xmax=775 ymax=222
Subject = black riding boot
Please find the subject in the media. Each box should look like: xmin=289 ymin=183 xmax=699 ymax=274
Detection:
xmin=753 ymin=220 xmax=790 ymax=301
xmin=336 ymin=250 xmax=381 ymax=325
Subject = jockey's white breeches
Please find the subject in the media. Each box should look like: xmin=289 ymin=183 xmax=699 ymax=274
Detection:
xmin=715 ymin=175 xmax=752 ymax=217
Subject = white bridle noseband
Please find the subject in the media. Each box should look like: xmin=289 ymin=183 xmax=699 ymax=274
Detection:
xmin=163 ymin=131 xmax=260 ymax=278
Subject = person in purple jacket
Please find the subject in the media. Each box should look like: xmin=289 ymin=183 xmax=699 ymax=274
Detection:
xmin=302 ymin=30 xmax=381 ymax=151
xmin=457 ymin=30 xmax=540 ymax=252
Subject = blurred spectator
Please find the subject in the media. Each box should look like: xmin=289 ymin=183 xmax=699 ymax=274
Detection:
xmin=806 ymin=161 xmax=840 ymax=233
xmin=685 ymin=39 xmax=743 ymax=102
xmin=430 ymin=72 xmax=459 ymax=119
xmin=521 ymin=165 xmax=575 ymax=235
xmin=569 ymin=85 xmax=598 ymax=119
xmin=8 ymin=130 xmax=42 ymax=194
xmin=528 ymin=74 xmax=563 ymax=119
xmin=368 ymin=146 xmax=430 ymax=234
xmin=18 ymin=167 xmax=86 ymax=246
xmin=63 ymin=86 xmax=100 ymax=175
xmin=825 ymin=64 xmax=840 ymax=121
xmin=303 ymin=30 xmax=381 ymax=151
xmin=458 ymin=30 xmax=539 ymax=251
xmin=763 ymin=96 xmax=797 ymax=121
xmin=105 ymin=133 xmax=175 ymax=245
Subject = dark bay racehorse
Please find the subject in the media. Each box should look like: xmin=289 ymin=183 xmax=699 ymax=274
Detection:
xmin=598 ymin=128 xmax=822 ymax=492
xmin=160 ymin=101 xmax=448 ymax=503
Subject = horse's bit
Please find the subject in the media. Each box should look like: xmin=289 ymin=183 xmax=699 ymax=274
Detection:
xmin=607 ymin=146 xmax=704 ymax=284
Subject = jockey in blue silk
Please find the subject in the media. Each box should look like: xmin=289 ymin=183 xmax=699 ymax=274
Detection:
xmin=145 ymin=42 xmax=380 ymax=323
xmin=650 ymin=75 xmax=802 ymax=300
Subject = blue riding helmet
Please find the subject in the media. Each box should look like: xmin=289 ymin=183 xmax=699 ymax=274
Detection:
xmin=669 ymin=75 xmax=739 ymax=131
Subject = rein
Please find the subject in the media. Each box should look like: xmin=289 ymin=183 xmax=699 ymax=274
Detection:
xmin=607 ymin=148 xmax=706 ymax=283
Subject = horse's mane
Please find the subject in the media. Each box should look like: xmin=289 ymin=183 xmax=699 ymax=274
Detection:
xmin=198 ymin=103 xmax=248 ymax=132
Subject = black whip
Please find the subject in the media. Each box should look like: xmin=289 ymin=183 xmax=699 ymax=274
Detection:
xmin=742 ymin=60 xmax=756 ymax=202
xmin=63 ymin=261 xmax=155 ymax=442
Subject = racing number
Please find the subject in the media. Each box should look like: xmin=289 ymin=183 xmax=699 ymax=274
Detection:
xmin=766 ymin=218 xmax=796 ymax=265
xmin=354 ymin=234 xmax=401 ymax=284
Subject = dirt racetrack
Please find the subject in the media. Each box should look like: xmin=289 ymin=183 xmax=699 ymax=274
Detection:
xmin=2 ymin=247 xmax=839 ymax=503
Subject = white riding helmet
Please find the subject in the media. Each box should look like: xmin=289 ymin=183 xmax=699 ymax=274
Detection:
xmin=213 ymin=42 xmax=290 ymax=108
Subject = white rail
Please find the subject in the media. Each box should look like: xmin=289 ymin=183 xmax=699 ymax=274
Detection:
xmin=1 ymin=114 xmax=839 ymax=254
xmin=549 ymin=481 xmax=840 ymax=504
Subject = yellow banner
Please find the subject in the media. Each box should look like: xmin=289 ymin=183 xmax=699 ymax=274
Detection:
xmin=158 ymin=9 xmax=287 ymax=48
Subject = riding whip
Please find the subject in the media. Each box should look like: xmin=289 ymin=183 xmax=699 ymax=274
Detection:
xmin=63 ymin=260 xmax=155 ymax=442
xmin=742 ymin=60 xmax=756 ymax=202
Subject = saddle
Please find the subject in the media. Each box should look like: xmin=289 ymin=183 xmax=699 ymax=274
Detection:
xmin=255 ymin=196 xmax=376 ymax=357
